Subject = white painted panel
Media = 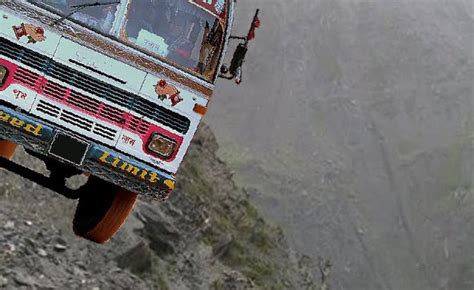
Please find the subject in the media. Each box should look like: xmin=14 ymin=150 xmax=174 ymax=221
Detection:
xmin=140 ymin=73 xmax=208 ymax=119
xmin=115 ymin=131 xmax=145 ymax=156
xmin=54 ymin=38 xmax=147 ymax=93
xmin=115 ymin=129 xmax=178 ymax=174
xmin=0 ymin=10 xmax=61 ymax=56
xmin=0 ymin=84 xmax=37 ymax=111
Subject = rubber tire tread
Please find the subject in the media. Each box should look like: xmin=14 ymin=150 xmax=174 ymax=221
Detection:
xmin=73 ymin=177 xmax=138 ymax=243
xmin=0 ymin=140 xmax=17 ymax=160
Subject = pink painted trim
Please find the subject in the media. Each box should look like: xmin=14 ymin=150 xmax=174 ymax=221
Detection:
xmin=141 ymin=123 xmax=183 ymax=162
xmin=0 ymin=59 xmax=18 ymax=92
xmin=0 ymin=57 xmax=184 ymax=162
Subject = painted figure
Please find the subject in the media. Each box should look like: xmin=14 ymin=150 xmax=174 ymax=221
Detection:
xmin=154 ymin=80 xmax=183 ymax=107
xmin=12 ymin=23 xmax=46 ymax=43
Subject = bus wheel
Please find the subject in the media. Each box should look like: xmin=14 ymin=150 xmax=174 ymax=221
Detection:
xmin=0 ymin=140 xmax=18 ymax=160
xmin=73 ymin=177 xmax=138 ymax=243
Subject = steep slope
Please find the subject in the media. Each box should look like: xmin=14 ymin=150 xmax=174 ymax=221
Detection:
xmin=207 ymin=0 xmax=473 ymax=289
xmin=0 ymin=124 xmax=315 ymax=289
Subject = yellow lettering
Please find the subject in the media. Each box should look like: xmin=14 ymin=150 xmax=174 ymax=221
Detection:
xmin=119 ymin=162 xmax=129 ymax=171
xmin=111 ymin=158 xmax=121 ymax=167
xmin=24 ymin=124 xmax=43 ymax=136
xmin=139 ymin=170 xmax=148 ymax=179
xmin=10 ymin=118 xmax=25 ymax=128
xmin=148 ymin=173 xmax=160 ymax=183
xmin=123 ymin=164 xmax=140 ymax=175
xmin=98 ymin=152 xmax=112 ymax=164
xmin=0 ymin=111 xmax=10 ymax=122
xmin=99 ymin=153 xmax=157 ymax=180
xmin=164 ymin=180 xmax=175 ymax=190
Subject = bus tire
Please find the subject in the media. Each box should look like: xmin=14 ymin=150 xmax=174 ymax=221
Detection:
xmin=0 ymin=140 xmax=17 ymax=160
xmin=73 ymin=177 xmax=138 ymax=243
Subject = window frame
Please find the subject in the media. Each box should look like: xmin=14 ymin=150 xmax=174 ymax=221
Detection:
xmin=25 ymin=0 xmax=230 ymax=84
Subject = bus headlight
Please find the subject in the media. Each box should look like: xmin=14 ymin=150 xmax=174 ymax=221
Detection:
xmin=147 ymin=133 xmax=177 ymax=159
xmin=0 ymin=66 xmax=9 ymax=87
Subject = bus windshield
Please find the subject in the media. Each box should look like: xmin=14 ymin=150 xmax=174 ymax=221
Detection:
xmin=29 ymin=0 xmax=120 ymax=34
xmin=27 ymin=0 xmax=228 ymax=82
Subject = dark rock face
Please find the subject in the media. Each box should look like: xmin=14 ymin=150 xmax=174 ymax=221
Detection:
xmin=0 ymin=125 xmax=315 ymax=289
xmin=137 ymin=204 xmax=181 ymax=256
xmin=116 ymin=241 xmax=152 ymax=275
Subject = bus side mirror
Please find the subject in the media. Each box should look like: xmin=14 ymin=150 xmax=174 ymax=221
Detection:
xmin=219 ymin=42 xmax=247 ymax=84
xmin=219 ymin=9 xmax=260 ymax=85
xmin=220 ymin=64 xmax=229 ymax=75
xmin=230 ymin=43 xmax=247 ymax=74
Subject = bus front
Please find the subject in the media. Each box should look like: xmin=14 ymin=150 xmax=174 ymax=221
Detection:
xmin=0 ymin=0 xmax=232 ymax=243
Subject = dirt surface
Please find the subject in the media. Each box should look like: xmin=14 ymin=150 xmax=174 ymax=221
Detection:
xmin=0 ymin=125 xmax=315 ymax=289
xmin=207 ymin=1 xmax=473 ymax=289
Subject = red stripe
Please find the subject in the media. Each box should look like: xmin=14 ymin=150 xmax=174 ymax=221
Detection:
xmin=0 ymin=58 xmax=183 ymax=161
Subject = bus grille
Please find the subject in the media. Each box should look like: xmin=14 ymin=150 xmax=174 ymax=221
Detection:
xmin=0 ymin=36 xmax=190 ymax=134
xmin=36 ymin=99 xmax=118 ymax=141
xmin=13 ymin=67 xmax=41 ymax=89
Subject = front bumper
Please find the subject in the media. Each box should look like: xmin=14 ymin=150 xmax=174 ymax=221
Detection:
xmin=0 ymin=105 xmax=175 ymax=200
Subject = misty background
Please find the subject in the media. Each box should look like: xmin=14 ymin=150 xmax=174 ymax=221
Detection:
xmin=206 ymin=0 xmax=473 ymax=289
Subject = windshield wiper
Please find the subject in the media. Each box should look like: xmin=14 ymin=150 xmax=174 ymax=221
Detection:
xmin=52 ymin=1 xmax=120 ymax=25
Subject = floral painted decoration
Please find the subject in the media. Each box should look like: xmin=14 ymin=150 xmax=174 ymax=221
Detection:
xmin=12 ymin=23 xmax=46 ymax=44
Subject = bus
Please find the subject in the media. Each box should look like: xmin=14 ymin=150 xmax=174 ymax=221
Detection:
xmin=0 ymin=0 xmax=259 ymax=243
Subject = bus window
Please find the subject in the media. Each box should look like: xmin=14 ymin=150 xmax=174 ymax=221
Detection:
xmin=123 ymin=0 xmax=227 ymax=80
xmin=27 ymin=0 xmax=228 ymax=82
xmin=28 ymin=0 xmax=119 ymax=34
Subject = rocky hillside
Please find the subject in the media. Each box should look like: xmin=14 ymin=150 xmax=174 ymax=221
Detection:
xmin=0 ymin=125 xmax=315 ymax=289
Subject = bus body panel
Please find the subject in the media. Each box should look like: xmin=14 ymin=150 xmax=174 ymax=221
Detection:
xmin=0 ymin=0 xmax=233 ymax=197
xmin=0 ymin=7 xmax=206 ymax=174
xmin=0 ymin=58 xmax=38 ymax=111
xmin=139 ymin=74 xmax=209 ymax=118
xmin=0 ymin=9 xmax=61 ymax=56
xmin=54 ymin=38 xmax=148 ymax=94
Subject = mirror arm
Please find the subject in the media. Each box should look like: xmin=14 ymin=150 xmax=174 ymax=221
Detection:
xmin=219 ymin=9 xmax=260 ymax=84
xmin=230 ymin=35 xmax=248 ymax=41
xmin=219 ymin=73 xmax=234 ymax=80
